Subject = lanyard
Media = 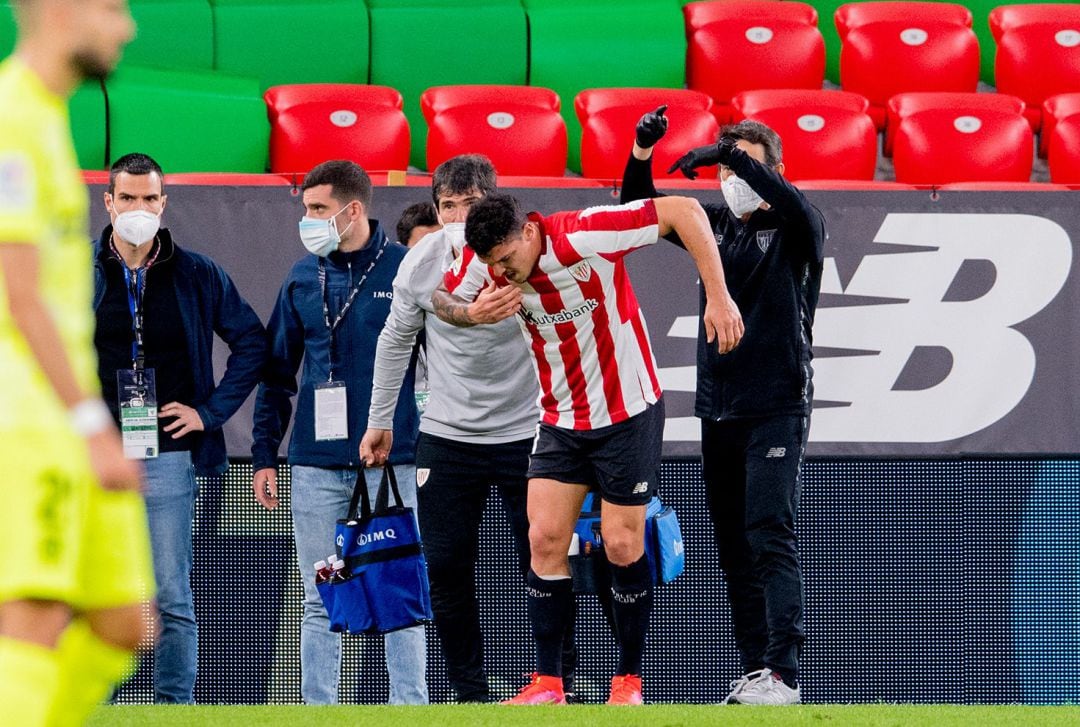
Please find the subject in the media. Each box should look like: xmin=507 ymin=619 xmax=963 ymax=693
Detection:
xmin=318 ymin=238 xmax=386 ymax=381
xmin=111 ymin=239 xmax=160 ymax=371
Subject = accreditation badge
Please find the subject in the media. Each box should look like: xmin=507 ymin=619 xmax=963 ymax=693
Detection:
xmin=117 ymin=368 xmax=159 ymax=459
xmin=314 ymin=381 xmax=348 ymax=441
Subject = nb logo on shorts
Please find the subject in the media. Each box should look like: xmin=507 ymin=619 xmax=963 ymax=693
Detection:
xmin=765 ymin=447 xmax=787 ymax=458
xmin=632 ymin=481 xmax=649 ymax=494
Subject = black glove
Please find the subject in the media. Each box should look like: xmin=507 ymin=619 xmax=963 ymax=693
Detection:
xmin=667 ymin=136 xmax=739 ymax=179
xmin=635 ymin=105 xmax=668 ymax=148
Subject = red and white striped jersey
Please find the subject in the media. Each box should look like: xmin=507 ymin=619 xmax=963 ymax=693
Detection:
xmin=444 ymin=198 xmax=664 ymax=430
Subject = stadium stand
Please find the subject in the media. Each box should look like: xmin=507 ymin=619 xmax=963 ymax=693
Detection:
xmin=745 ymin=104 xmax=877 ymax=181
xmin=211 ymin=0 xmax=370 ymax=88
xmin=732 ymin=88 xmax=870 ymax=119
xmin=1042 ymin=93 xmax=1080 ymax=159
xmin=125 ymin=0 xmax=214 ymax=72
xmin=885 ymin=91 xmax=1026 ymax=157
xmin=838 ymin=15 xmax=981 ymax=129
xmin=106 ymin=66 xmax=269 ymax=172
xmin=684 ymin=1 xmax=825 ymax=125
xmin=369 ymin=0 xmax=528 ymax=170
xmin=1048 ymin=112 xmax=1080 ymax=184
xmin=265 ymin=84 xmax=410 ymax=174
xmin=575 ymin=87 xmax=719 ymax=180
xmin=525 ymin=0 xmax=686 ymax=173
xmin=421 ymin=85 xmax=567 ymax=176
xmin=892 ymin=106 xmax=1034 ymax=184
xmin=995 ymin=21 xmax=1080 ymax=132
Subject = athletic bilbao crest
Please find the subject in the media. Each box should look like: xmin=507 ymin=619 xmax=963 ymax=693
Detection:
xmin=570 ymin=260 xmax=593 ymax=282
xmin=756 ymin=229 xmax=776 ymax=253
xmin=416 ymin=468 xmax=430 ymax=488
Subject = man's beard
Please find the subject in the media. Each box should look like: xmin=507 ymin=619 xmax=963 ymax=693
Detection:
xmin=71 ymin=50 xmax=115 ymax=82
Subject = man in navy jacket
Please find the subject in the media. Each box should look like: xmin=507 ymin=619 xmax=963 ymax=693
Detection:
xmin=92 ymin=153 xmax=266 ymax=703
xmin=250 ymin=160 xmax=425 ymax=705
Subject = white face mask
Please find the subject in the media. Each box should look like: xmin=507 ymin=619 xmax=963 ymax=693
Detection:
xmin=113 ymin=209 xmax=161 ymax=246
xmin=721 ymin=175 xmax=765 ymax=217
xmin=441 ymin=222 xmax=467 ymax=253
xmin=298 ymin=204 xmax=354 ymax=257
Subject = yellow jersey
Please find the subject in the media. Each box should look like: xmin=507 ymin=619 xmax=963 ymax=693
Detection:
xmin=0 ymin=56 xmax=99 ymax=435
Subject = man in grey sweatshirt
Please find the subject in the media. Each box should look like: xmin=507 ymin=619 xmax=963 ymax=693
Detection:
xmin=360 ymin=155 xmax=576 ymax=702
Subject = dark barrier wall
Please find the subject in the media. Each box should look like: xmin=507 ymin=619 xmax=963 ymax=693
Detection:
xmin=113 ymin=458 xmax=1080 ymax=705
xmin=88 ymin=185 xmax=1080 ymax=457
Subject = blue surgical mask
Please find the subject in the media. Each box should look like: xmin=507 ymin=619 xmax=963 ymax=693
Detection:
xmin=299 ymin=204 xmax=354 ymax=257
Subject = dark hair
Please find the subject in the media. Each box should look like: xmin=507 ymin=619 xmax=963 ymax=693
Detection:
xmin=395 ymin=201 xmax=439 ymax=245
xmin=108 ymin=153 xmax=164 ymax=195
xmin=720 ymin=120 xmax=783 ymax=166
xmin=431 ymin=154 xmax=497 ymax=205
xmin=463 ymin=193 xmax=525 ymax=257
xmin=302 ymin=160 xmax=373 ymax=208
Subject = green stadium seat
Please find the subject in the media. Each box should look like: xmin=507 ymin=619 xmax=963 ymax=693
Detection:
xmin=211 ymin=0 xmax=370 ymax=89
xmin=124 ymin=0 xmax=214 ymax=71
xmin=70 ymin=80 xmax=109 ymax=170
xmin=368 ymin=0 xmax=528 ymax=169
xmin=105 ymin=66 xmax=269 ymax=172
xmin=524 ymin=0 xmax=686 ymax=172
xmin=0 ymin=2 xmax=14 ymax=58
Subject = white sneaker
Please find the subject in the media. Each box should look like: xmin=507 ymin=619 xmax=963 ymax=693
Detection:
xmin=728 ymin=668 xmax=801 ymax=705
xmin=722 ymin=669 xmax=766 ymax=704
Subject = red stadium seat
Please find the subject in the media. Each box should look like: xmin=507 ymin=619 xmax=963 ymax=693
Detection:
xmin=574 ymin=87 xmax=712 ymax=120
xmin=996 ymin=26 xmax=1080 ymax=132
xmin=421 ymin=85 xmax=560 ymax=120
xmin=685 ymin=0 xmax=816 ymax=30
xmin=1048 ymin=113 xmax=1080 ymax=184
xmin=885 ymin=92 xmax=1026 ymax=157
xmin=835 ymin=1 xmax=972 ymax=42
xmin=421 ymin=85 xmax=567 ymax=176
xmin=892 ymin=107 xmax=1033 ymax=184
xmin=732 ymin=89 xmax=870 ymax=119
xmin=839 ymin=21 xmax=980 ymax=129
xmin=989 ymin=3 xmax=1080 ymax=42
xmin=574 ymin=88 xmax=720 ymax=179
xmin=684 ymin=1 xmax=825 ymax=124
xmin=1042 ymin=93 xmax=1080 ymax=158
xmin=264 ymin=84 xmax=409 ymax=174
xmin=746 ymin=106 xmax=877 ymax=181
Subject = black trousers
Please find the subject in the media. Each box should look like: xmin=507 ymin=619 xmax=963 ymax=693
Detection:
xmin=416 ymin=432 xmax=578 ymax=701
xmin=701 ymin=414 xmax=808 ymax=685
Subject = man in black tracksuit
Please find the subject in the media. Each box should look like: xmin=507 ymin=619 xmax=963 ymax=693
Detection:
xmin=621 ymin=110 xmax=825 ymax=705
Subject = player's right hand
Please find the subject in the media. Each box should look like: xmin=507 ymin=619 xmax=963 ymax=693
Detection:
xmin=636 ymin=105 xmax=669 ymax=148
xmin=704 ymin=293 xmax=744 ymax=354
xmin=253 ymin=467 xmax=279 ymax=510
xmin=360 ymin=428 xmax=393 ymax=467
xmin=467 ymin=283 xmax=522 ymax=324
xmin=87 ymin=428 xmax=143 ymax=492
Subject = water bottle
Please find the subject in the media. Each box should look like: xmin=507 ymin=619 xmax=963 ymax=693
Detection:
xmin=329 ymin=559 xmax=348 ymax=584
xmin=314 ymin=559 xmax=332 ymax=585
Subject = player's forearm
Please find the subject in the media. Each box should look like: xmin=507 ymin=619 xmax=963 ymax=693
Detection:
xmin=670 ymin=200 xmax=731 ymax=302
xmin=432 ymin=288 xmax=478 ymax=328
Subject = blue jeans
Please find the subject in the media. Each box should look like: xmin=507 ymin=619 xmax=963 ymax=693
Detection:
xmin=290 ymin=464 xmax=428 ymax=705
xmin=143 ymin=450 xmax=199 ymax=704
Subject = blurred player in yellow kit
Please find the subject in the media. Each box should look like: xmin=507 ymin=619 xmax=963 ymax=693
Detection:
xmin=0 ymin=2 xmax=156 ymax=725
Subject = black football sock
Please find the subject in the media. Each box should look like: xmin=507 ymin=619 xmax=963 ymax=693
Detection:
xmin=610 ymin=554 xmax=654 ymax=676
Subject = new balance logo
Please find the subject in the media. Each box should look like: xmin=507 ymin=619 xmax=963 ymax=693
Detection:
xmin=632 ymin=481 xmax=649 ymax=494
xmin=765 ymin=447 xmax=787 ymax=458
